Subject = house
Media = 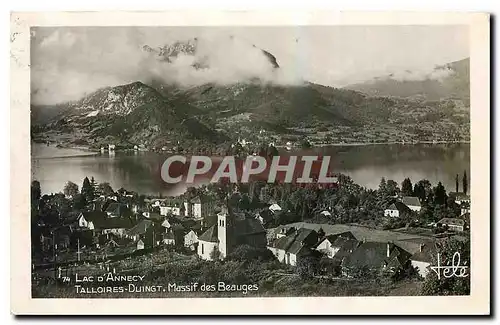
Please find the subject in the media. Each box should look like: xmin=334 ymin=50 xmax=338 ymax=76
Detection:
xmin=255 ymin=208 xmax=274 ymax=226
xmin=150 ymin=199 xmax=164 ymax=208
xmin=126 ymin=219 xmax=156 ymax=241
xmin=448 ymin=192 xmax=471 ymax=205
xmin=184 ymin=195 xmax=216 ymax=219
xmin=401 ymin=196 xmax=422 ymax=212
xmin=101 ymin=238 xmax=121 ymax=253
xmin=160 ymin=205 xmax=181 ymax=216
xmin=437 ymin=218 xmax=466 ymax=232
xmin=197 ymin=210 xmax=267 ymax=261
xmin=161 ymin=219 xmax=172 ymax=230
xmin=267 ymin=228 xmax=319 ymax=266
xmin=184 ymin=230 xmax=199 ymax=250
xmin=117 ymin=188 xmax=135 ymax=198
xmin=97 ymin=217 xmax=134 ymax=237
xmin=384 ymin=201 xmax=411 ymax=218
xmin=410 ymin=243 xmax=438 ymax=277
xmin=269 ymin=203 xmax=282 ymax=213
xmin=159 ymin=198 xmax=182 ymax=216
xmin=341 ymin=242 xmax=412 ymax=277
xmin=144 ymin=212 xmax=164 ymax=222
xmin=331 ymin=237 xmax=360 ymax=261
xmin=275 ymin=226 xmax=297 ymax=239
xmin=320 ymin=210 xmax=332 ymax=217
xmin=460 ymin=203 xmax=470 ymax=216
xmin=197 ymin=225 xmax=219 ymax=260
xmin=105 ymin=202 xmax=132 ymax=219
xmin=78 ymin=211 xmax=107 ymax=230
xmin=315 ymin=232 xmax=358 ymax=259
xmin=162 ymin=231 xmax=176 ymax=245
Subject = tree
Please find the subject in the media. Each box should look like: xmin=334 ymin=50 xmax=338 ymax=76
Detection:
xmin=414 ymin=180 xmax=432 ymax=202
xmin=386 ymin=180 xmax=400 ymax=196
xmin=462 ymin=170 xmax=468 ymax=194
xmin=63 ymin=181 xmax=79 ymax=198
xmin=300 ymin=139 xmax=312 ymax=149
xmin=90 ymin=176 xmax=98 ymax=194
xmin=73 ymin=194 xmax=87 ymax=210
xmin=421 ymin=238 xmax=470 ymax=295
xmin=455 ymin=174 xmax=459 ymax=193
xmin=401 ymin=178 xmax=413 ymax=196
xmin=97 ymin=182 xmax=114 ymax=197
xmin=81 ymin=177 xmax=94 ymax=201
xmin=267 ymin=145 xmax=279 ymax=158
xmin=378 ymin=177 xmax=387 ymax=193
xmin=433 ymin=182 xmax=447 ymax=206
xmin=226 ymin=245 xmax=276 ymax=262
xmin=296 ymin=255 xmax=320 ymax=279
xmin=31 ymin=180 xmax=41 ymax=211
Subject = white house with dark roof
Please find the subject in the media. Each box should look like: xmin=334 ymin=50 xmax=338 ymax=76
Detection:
xmin=162 ymin=230 xmax=176 ymax=245
xmin=314 ymin=232 xmax=357 ymax=258
xmin=384 ymin=201 xmax=411 ymax=218
xmin=184 ymin=195 xmax=216 ymax=219
xmin=267 ymin=228 xmax=319 ymax=266
xmin=320 ymin=210 xmax=332 ymax=216
xmin=401 ymin=196 xmax=421 ymax=212
xmin=105 ymin=202 xmax=132 ymax=218
xmin=448 ymin=192 xmax=471 ymax=205
xmin=269 ymin=203 xmax=282 ymax=213
xmin=437 ymin=218 xmax=466 ymax=232
xmin=184 ymin=230 xmax=199 ymax=250
xmin=159 ymin=198 xmax=182 ymax=216
xmin=410 ymin=243 xmax=438 ymax=277
xmin=341 ymin=242 xmax=412 ymax=277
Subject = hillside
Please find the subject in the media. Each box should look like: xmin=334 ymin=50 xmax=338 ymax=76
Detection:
xmin=32 ymin=82 xmax=224 ymax=149
xmin=344 ymin=58 xmax=470 ymax=102
xmin=150 ymin=81 xmax=469 ymax=144
xmin=31 ymin=45 xmax=470 ymax=150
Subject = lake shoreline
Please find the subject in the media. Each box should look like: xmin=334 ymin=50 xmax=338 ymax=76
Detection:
xmin=31 ymin=142 xmax=470 ymax=197
xmin=33 ymin=140 xmax=472 ymax=157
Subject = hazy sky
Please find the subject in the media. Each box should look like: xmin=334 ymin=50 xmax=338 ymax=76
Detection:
xmin=31 ymin=26 xmax=469 ymax=105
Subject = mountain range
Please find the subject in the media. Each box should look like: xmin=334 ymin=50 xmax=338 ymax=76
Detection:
xmin=344 ymin=58 xmax=470 ymax=102
xmin=31 ymin=39 xmax=470 ymax=150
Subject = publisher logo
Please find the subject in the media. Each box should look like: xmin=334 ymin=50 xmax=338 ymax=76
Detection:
xmin=160 ymin=155 xmax=338 ymax=184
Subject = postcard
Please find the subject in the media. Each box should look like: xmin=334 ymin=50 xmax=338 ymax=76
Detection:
xmin=11 ymin=11 xmax=490 ymax=315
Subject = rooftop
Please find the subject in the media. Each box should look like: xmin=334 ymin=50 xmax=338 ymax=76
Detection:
xmin=401 ymin=196 xmax=421 ymax=207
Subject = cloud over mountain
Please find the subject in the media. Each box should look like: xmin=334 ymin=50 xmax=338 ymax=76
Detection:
xmin=31 ymin=28 xmax=302 ymax=105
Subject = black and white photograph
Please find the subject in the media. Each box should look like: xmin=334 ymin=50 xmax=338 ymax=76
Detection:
xmin=9 ymin=11 xmax=490 ymax=315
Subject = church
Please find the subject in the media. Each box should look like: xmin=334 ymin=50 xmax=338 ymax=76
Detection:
xmin=197 ymin=208 xmax=267 ymax=260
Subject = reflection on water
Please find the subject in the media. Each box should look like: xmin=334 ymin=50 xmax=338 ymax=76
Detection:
xmin=31 ymin=143 xmax=470 ymax=196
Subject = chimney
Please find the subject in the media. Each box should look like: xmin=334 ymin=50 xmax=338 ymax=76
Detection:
xmin=420 ymin=243 xmax=425 ymax=253
xmin=386 ymin=242 xmax=391 ymax=258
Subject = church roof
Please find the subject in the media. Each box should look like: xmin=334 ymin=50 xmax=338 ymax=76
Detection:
xmin=198 ymin=225 xmax=219 ymax=243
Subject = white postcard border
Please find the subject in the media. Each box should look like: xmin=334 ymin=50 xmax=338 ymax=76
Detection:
xmin=10 ymin=11 xmax=490 ymax=315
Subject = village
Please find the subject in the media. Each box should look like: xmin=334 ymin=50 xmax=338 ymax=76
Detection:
xmin=30 ymin=171 xmax=471 ymax=297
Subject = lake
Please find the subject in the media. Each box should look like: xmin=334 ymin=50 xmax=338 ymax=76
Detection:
xmin=31 ymin=143 xmax=470 ymax=196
